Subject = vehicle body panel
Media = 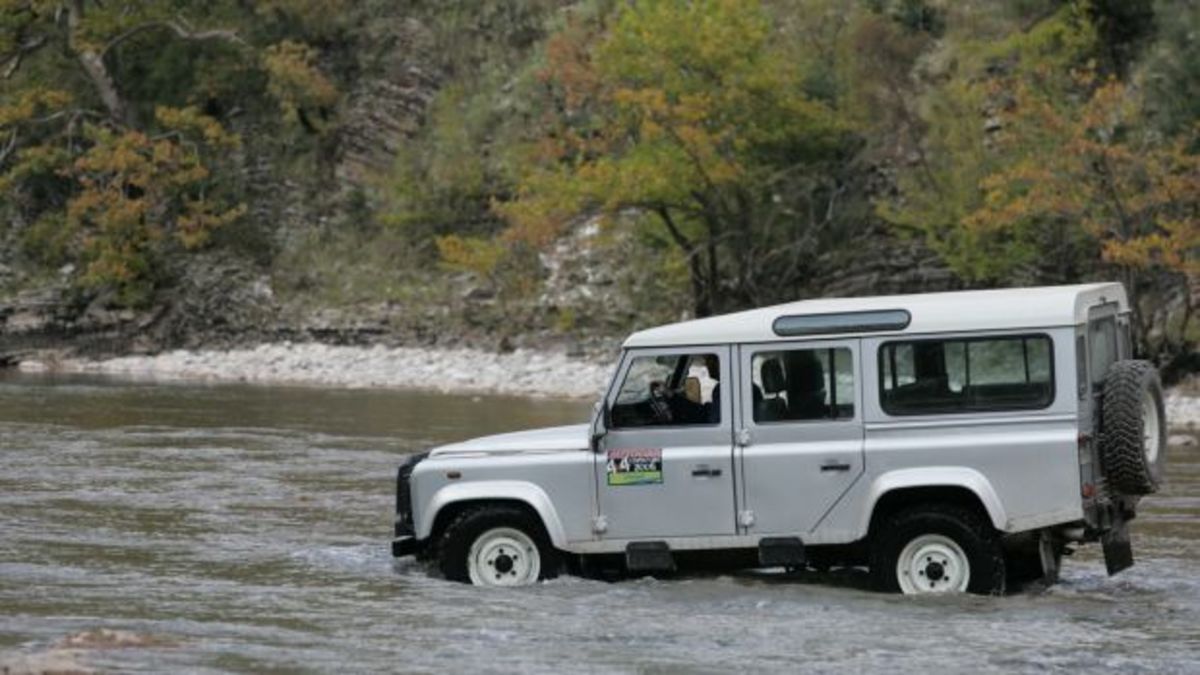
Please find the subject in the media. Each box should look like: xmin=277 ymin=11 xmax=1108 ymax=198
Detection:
xmin=733 ymin=338 xmax=866 ymax=535
xmin=593 ymin=345 xmax=737 ymax=539
xmin=411 ymin=451 xmax=594 ymax=545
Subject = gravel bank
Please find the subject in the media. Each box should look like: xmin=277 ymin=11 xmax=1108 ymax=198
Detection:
xmin=21 ymin=343 xmax=1200 ymax=423
xmin=1166 ymin=390 xmax=1199 ymax=432
xmin=28 ymin=343 xmax=613 ymax=399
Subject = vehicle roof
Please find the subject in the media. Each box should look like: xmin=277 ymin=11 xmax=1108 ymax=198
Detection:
xmin=623 ymin=283 xmax=1128 ymax=348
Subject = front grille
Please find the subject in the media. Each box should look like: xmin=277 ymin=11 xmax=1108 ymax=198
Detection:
xmin=394 ymin=452 xmax=428 ymax=537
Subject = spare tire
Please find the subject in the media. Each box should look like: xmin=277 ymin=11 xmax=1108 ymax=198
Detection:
xmin=1099 ymin=360 xmax=1167 ymax=495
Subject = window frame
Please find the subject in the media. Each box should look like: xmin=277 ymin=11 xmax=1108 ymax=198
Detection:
xmin=608 ymin=348 xmax=726 ymax=431
xmin=877 ymin=332 xmax=1056 ymax=417
xmin=748 ymin=345 xmax=857 ymax=425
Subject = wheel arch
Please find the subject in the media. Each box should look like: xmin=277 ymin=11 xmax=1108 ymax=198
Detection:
xmin=417 ymin=481 xmax=568 ymax=549
xmin=860 ymin=468 xmax=1008 ymax=539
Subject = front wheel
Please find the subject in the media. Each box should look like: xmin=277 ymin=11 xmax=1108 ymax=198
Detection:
xmin=870 ymin=504 xmax=1006 ymax=595
xmin=438 ymin=505 xmax=559 ymax=587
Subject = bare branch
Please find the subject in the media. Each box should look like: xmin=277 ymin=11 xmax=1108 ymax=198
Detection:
xmin=101 ymin=17 xmax=246 ymax=58
xmin=0 ymin=129 xmax=18 ymax=166
xmin=2 ymin=34 xmax=48 ymax=79
xmin=655 ymin=206 xmax=694 ymax=253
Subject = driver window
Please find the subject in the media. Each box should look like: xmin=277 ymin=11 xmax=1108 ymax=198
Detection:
xmin=611 ymin=352 xmax=720 ymax=428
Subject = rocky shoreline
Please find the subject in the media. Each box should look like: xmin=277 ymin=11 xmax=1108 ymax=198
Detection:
xmin=23 ymin=342 xmax=615 ymax=400
xmin=1166 ymin=390 xmax=1199 ymax=434
xmin=16 ymin=342 xmax=1200 ymax=433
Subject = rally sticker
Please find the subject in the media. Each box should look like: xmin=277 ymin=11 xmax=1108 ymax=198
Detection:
xmin=606 ymin=448 xmax=663 ymax=486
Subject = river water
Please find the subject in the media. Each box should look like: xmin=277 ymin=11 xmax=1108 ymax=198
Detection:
xmin=0 ymin=372 xmax=1197 ymax=673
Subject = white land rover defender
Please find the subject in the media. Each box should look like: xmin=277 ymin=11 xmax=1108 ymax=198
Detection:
xmin=392 ymin=283 xmax=1167 ymax=594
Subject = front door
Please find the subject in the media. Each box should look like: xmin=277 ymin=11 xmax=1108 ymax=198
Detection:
xmin=595 ymin=346 xmax=736 ymax=540
xmin=735 ymin=340 xmax=865 ymax=535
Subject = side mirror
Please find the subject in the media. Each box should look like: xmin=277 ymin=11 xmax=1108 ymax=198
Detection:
xmin=591 ymin=400 xmax=609 ymax=451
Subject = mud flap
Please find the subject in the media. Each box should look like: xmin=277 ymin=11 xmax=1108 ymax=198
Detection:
xmin=392 ymin=536 xmax=417 ymax=558
xmin=1101 ymin=521 xmax=1134 ymax=576
xmin=1038 ymin=531 xmax=1060 ymax=585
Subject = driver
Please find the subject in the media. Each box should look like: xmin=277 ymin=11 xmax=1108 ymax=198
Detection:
xmin=703 ymin=354 xmax=721 ymax=423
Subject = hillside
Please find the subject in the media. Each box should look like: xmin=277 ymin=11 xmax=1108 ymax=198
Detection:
xmin=1 ymin=0 xmax=1196 ymax=377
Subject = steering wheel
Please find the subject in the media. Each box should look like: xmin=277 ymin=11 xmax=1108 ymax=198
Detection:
xmin=648 ymin=382 xmax=674 ymax=424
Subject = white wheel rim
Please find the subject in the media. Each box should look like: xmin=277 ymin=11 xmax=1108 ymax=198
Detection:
xmin=896 ymin=534 xmax=970 ymax=594
xmin=1142 ymin=391 xmax=1160 ymax=465
xmin=467 ymin=527 xmax=540 ymax=587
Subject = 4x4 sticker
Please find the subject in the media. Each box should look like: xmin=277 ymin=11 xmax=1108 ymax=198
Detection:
xmin=606 ymin=448 xmax=663 ymax=486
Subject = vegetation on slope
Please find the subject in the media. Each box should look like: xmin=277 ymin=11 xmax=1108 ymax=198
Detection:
xmin=1 ymin=1 xmax=1196 ymax=373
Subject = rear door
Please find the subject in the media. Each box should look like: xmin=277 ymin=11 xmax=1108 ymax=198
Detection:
xmin=734 ymin=340 xmax=865 ymax=535
xmin=595 ymin=346 xmax=736 ymax=540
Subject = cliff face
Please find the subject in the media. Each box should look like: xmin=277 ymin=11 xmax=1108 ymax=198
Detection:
xmin=334 ymin=18 xmax=439 ymax=191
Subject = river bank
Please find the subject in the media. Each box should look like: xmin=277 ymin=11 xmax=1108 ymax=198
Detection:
xmin=16 ymin=342 xmax=1200 ymax=431
xmin=21 ymin=342 xmax=614 ymax=400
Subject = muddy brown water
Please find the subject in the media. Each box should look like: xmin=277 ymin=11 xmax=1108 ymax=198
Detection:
xmin=0 ymin=372 xmax=1197 ymax=673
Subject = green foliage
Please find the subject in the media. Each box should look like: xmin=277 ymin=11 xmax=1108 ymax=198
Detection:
xmin=489 ymin=0 xmax=861 ymax=316
xmin=0 ymin=0 xmax=343 ymax=304
xmin=62 ymin=107 xmax=244 ymax=302
xmin=1 ymin=0 xmax=1196 ymax=364
xmin=883 ymin=1 xmax=1198 ymax=365
xmin=379 ymin=1 xmax=568 ymax=247
xmin=263 ymin=40 xmax=338 ymax=133
xmin=1136 ymin=0 xmax=1200 ymax=136
xmin=882 ymin=4 xmax=1101 ymax=281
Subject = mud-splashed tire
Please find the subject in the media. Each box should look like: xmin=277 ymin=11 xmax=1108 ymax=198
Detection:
xmin=870 ymin=504 xmax=1006 ymax=596
xmin=437 ymin=505 xmax=559 ymax=586
xmin=1100 ymin=360 xmax=1167 ymax=495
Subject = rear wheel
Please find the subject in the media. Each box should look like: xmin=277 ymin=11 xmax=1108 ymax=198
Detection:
xmin=870 ymin=504 xmax=1006 ymax=595
xmin=437 ymin=505 xmax=559 ymax=587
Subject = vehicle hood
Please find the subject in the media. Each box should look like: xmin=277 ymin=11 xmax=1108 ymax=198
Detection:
xmin=428 ymin=424 xmax=590 ymax=457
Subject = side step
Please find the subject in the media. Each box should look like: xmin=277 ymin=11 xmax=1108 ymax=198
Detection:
xmin=625 ymin=541 xmax=675 ymax=573
xmin=758 ymin=537 xmax=806 ymax=567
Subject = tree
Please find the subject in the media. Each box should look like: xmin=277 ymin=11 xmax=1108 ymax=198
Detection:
xmin=967 ymin=77 xmax=1198 ymax=367
xmin=448 ymin=0 xmax=862 ymax=317
xmin=884 ymin=2 xmax=1197 ymax=368
xmin=0 ymin=1 xmax=338 ymax=302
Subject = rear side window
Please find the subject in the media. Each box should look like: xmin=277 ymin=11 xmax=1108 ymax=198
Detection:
xmin=750 ymin=347 xmax=855 ymax=423
xmin=880 ymin=335 xmax=1054 ymax=415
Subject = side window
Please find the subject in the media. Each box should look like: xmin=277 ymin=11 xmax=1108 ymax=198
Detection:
xmin=750 ymin=347 xmax=854 ymax=423
xmin=611 ymin=352 xmax=721 ymax=428
xmin=880 ymin=335 xmax=1054 ymax=415
xmin=1088 ymin=317 xmax=1118 ymax=385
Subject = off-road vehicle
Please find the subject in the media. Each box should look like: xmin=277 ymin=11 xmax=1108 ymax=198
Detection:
xmin=392 ymin=283 xmax=1167 ymax=594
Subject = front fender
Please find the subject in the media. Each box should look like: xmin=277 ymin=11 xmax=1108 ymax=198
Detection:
xmin=857 ymin=467 xmax=1008 ymax=539
xmin=416 ymin=480 xmax=569 ymax=549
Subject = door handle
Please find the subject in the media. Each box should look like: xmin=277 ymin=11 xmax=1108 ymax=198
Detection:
xmin=820 ymin=462 xmax=852 ymax=472
xmin=691 ymin=466 xmax=723 ymax=478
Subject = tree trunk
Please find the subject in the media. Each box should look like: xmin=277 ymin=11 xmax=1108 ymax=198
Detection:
xmin=68 ymin=1 xmax=130 ymax=125
xmin=654 ymin=207 xmax=711 ymax=318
